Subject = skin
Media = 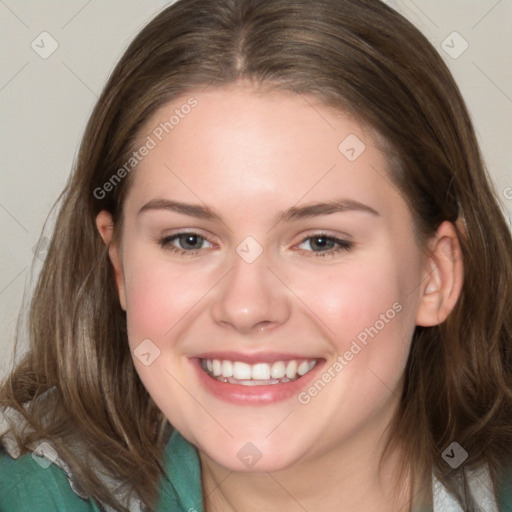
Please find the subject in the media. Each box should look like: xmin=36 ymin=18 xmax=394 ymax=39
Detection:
xmin=96 ymin=80 xmax=464 ymax=512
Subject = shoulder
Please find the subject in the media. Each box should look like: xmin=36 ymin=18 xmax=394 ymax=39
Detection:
xmin=0 ymin=447 xmax=101 ymax=512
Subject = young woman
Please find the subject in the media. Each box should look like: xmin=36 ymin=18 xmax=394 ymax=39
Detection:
xmin=1 ymin=0 xmax=511 ymax=511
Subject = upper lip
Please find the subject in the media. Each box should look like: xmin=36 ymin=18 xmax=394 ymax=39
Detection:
xmin=193 ymin=351 xmax=322 ymax=364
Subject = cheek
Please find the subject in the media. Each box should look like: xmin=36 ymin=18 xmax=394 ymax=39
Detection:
xmin=293 ymin=260 xmax=417 ymax=422
xmin=121 ymin=249 xmax=209 ymax=348
xmin=289 ymin=257 xmax=407 ymax=337
xmin=120 ymin=249 xmax=209 ymax=422
xmin=288 ymin=251 xmax=419 ymax=380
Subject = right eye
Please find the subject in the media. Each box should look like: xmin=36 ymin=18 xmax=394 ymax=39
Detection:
xmin=159 ymin=232 xmax=213 ymax=254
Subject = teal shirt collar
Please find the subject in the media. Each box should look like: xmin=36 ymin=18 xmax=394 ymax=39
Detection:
xmin=158 ymin=429 xmax=204 ymax=512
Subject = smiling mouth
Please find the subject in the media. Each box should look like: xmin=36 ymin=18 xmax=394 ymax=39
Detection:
xmin=200 ymin=358 xmax=319 ymax=386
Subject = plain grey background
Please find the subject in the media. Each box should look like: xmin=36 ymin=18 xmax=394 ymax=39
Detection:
xmin=1 ymin=0 xmax=511 ymax=387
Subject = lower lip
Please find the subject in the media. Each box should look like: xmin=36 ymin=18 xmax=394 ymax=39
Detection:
xmin=191 ymin=357 xmax=325 ymax=405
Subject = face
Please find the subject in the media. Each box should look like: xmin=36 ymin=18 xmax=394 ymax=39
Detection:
xmin=98 ymin=81 xmax=445 ymax=473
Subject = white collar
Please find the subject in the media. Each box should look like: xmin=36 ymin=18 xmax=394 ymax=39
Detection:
xmin=433 ymin=465 xmax=499 ymax=512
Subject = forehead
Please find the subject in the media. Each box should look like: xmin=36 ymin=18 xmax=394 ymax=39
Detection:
xmin=126 ymin=82 xmax=405 ymax=221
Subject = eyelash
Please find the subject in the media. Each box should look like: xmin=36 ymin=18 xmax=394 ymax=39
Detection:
xmin=158 ymin=233 xmax=212 ymax=257
xmin=157 ymin=232 xmax=353 ymax=258
xmin=299 ymin=234 xmax=353 ymax=257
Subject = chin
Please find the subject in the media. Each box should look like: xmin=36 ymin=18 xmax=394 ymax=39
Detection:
xmin=196 ymin=430 xmax=309 ymax=473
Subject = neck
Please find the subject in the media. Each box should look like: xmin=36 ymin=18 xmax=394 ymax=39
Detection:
xmin=200 ymin=419 xmax=418 ymax=512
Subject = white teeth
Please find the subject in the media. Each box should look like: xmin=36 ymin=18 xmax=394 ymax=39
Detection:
xmin=221 ymin=360 xmax=233 ymax=378
xmin=232 ymin=361 xmax=252 ymax=380
xmin=285 ymin=360 xmax=297 ymax=379
xmin=212 ymin=359 xmax=222 ymax=376
xmin=270 ymin=361 xmax=286 ymax=379
xmin=252 ymin=363 xmax=271 ymax=380
xmin=201 ymin=357 xmax=318 ymax=384
xmin=297 ymin=361 xmax=310 ymax=376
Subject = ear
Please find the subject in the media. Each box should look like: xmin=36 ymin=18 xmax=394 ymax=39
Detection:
xmin=415 ymin=221 xmax=464 ymax=327
xmin=96 ymin=210 xmax=126 ymax=311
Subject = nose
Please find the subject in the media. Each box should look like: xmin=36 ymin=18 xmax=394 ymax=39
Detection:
xmin=210 ymin=251 xmax=292 ymax=335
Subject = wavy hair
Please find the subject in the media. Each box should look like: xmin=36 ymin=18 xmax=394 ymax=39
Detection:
xmin=2 ymin=0 xmax=511 ymax=510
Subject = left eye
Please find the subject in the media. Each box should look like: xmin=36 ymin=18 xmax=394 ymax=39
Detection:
xmin=160 ymin=233 xmax=211 ymax=251
xmin=298 ymin=234 xmax=352 ymax=253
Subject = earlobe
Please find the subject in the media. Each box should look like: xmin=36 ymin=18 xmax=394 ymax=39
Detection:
xmin=415 ymin=221 xmax=464 ymax=327
xmin=95 ymin=210 xmax=127 ymax=311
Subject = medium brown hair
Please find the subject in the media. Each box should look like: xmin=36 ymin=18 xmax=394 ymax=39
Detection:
xmin=2 ymin=0 xmax=511 ymax=510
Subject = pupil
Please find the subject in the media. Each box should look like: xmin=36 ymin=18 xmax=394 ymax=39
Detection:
xmin=312 ymin=236 xmax=333 ymax=251
xmin=182 ymin=234 xmax=200 ymax=249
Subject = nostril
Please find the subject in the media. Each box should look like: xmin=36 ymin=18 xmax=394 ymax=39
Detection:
xmin=255 ymin=320 xmax=272 ymax=331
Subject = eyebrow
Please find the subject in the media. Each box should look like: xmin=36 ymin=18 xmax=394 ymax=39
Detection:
xmin=275 ymin=198 xmax=380 ymax=223
xmin=137 ymin=198 xmax=222 ymax=221
xmin=137 ymin=197 xmax=380 ymax=223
